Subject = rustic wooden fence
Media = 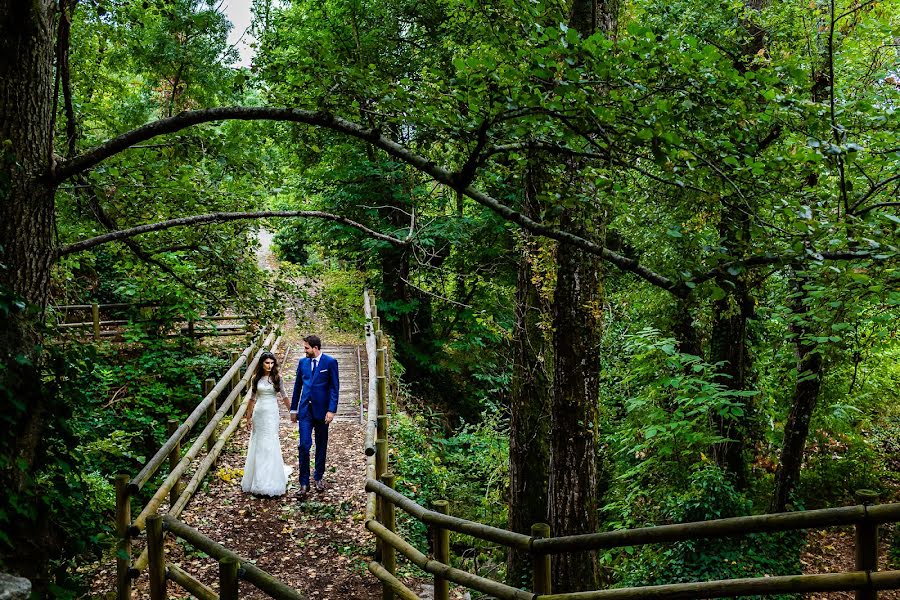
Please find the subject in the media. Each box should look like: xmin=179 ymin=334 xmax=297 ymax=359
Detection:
xmin=113 ymin=323 xmax=305 ymax=600
xmin=362 ymin=290 xmax=900 ymax=600
xmin=55 ymin=302 xmax=251 ymax=340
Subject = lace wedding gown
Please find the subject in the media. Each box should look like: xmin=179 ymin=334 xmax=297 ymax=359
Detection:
xmin=241 ymin=377 xmax=292 ymax=496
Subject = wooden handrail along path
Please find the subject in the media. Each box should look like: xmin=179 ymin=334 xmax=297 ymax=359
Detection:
xmin=113 ymin=323 xmax=311 ymax=600
xmin=56 ymin=302 xmax=251 ymax=340
xmin=361 ymin=291 xmax=900 ymax=600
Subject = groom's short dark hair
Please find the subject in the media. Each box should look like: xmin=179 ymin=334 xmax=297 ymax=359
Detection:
xmin=304 ymin=335 xmax=322 ymax=350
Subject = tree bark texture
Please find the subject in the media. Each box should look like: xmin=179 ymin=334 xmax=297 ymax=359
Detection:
xmin=507 ymin=155 xmax=552 ymax=587
xmin=771 ymin=274 xmax=824 ymax=513
xmin=549 ymin=201 xmax=604 ymax=592
xmin=0 ymin=0 xmax=60 ymax=580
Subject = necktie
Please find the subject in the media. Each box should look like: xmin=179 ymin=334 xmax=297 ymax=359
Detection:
xmin=311 ymin=359 xmax=317 ymax=375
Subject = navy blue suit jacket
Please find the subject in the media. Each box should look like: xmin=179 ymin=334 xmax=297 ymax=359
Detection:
xmin=290 ymin=353 xmax=339 ymax=421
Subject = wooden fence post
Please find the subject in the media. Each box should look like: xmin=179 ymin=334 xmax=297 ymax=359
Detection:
xmin=219 ymin=556 xmax=240 ymax=600
xmin=115 ymin=474 xmax=132 ymax=600
xmin=167 ymin=420 xmax=182 ymax=507
xmin=92 ymin=302 xmax=100 ymax=341
xmin=204 ymin=378 xmax=216 ymax=459
xmin=856 ymin=489 xmax=879 ymax=600
xmin=432 ymin=500 xmax=450 ymax=600
xmin=377 ymin=414 xmax=389 ymax=448
xmin=531 ymin=522 xmax=552 ymax=595
xmin=187 ymin=318 xmax=194 ymax=339
xmin=230 ymin=351 xmax=241 ymax=416
xmin=382 ymin=473 xmax=397 ymax=600
xmin=375 ymin=438 xmax=388 ymax=481
xmin=147 ymin=514 xmax=167 ymax=600
xmin=377 ymin=372 xmax=387 ymax=418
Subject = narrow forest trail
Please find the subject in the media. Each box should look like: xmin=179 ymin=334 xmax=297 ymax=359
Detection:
xmin=119 ymin=340 xmax=381 ymax=600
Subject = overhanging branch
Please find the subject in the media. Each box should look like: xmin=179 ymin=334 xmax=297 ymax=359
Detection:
xmin=56 ymin=210 xmax=409 ymax=257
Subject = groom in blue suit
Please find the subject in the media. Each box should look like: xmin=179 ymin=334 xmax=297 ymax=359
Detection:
xmin=290 ymin=334 xmax=339 ymax=496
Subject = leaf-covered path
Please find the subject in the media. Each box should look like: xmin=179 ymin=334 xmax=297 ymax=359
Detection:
xmin=94 ymin=338 xmax=381 ymax=599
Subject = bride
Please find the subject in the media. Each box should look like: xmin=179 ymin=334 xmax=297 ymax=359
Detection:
xmin=241 ymin=351 xmax=292 ymax=496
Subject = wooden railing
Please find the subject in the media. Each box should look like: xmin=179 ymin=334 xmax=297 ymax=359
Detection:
xmin=362 ymin=291 xmax=900 ymax=600
xmin=113 ymin=324 xmax=289 ymax=599
xmin=54 ymin=302 xmax=251 ymax=340
xmin=142 ymin=513 xmax=304 ymax=600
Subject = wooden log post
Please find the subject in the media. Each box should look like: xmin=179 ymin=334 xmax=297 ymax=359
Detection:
xmin=432 ymin=500 xmax=450 ymax=600
xmin=856 ymin=489 xmax=880 ymax=600
xmin=377 ymin=372 xmax=387 ymax=418
xmin=167 ymin=420 xmax=182 ymax=507
xmin=219 ymin=556 xmax=240 ymax=600
xmin=382 ymin=472 xmax=397 ymax=600
xmin=147 ymin=514 xmax=167 ymax=600
xmin=187 ymin=318 xmax=195 ymax=339
xmin=92 ymin=302 xmax=101 ymax=341
xmin=371 ymin=296 xmax=378 ymax=319
xmin=531 ymin=522 xmax=552 ymax=595
xmin=373 ymin=316 xmax=381 ymax=336
xmin=204 ymin=378 xmax=216 ymax=460
xmin=376 ymin=438 xmax=388 ymax=481
xmin=377 ymin=414 xmax=389 ymax=449
xmin=230 ymin=351 xmax=241 ymax=416
xmin=115 ymin=474 xmax=132 ymax=600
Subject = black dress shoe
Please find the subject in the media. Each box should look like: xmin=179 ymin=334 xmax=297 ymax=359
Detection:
xmin=296 ymin=485 xmax=310 ymax=498
xmin=314 ymin=479 xmax=325 ymax=492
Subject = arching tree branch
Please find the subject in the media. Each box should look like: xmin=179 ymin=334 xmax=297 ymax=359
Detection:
xmin=55 ymin=106 xmax=687 ymax=295
xmin=56 ymin=210 xmax=409 ymax=257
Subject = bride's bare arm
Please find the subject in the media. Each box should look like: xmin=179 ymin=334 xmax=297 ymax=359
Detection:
xmin=246 ymin=396 xmax=256 ymax=430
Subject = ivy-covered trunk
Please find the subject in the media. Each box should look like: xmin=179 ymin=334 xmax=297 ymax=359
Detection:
xmin=0 ymin=0 xmax=60 ymax=578
xmin=507 ymin=156 xmax=552 ymax=587
xmin=709 ymin=205 xmax=756 ymax=489
xmin=771 ymin=273 xmax=825 ymax=512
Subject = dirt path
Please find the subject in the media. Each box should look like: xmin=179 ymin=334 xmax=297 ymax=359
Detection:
xmin=113 ymin=341 xmax=379 ymax=600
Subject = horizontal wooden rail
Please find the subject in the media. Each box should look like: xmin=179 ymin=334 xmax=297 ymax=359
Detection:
xmin=163 ymin=515 xmax=307 ymax=600
xmin=130 ymin=344 xmax=269 ymax=574
xmin=129 ymin=327 xmax=270 ymax=492
xmin=129 ymin=337 xmax=272 ymax=537
xmin=366 ymin=519 xmax=534 ymax=600
xmin=368 ymin=561 xmax=420 ymax=600
xmin=366 ymin=478 xmax=532 ymax=551
xmin=536 ymin=570 xmax=900 ymax=600
xmin=531 ymin=503 xmax=900 ymax=554
xmin=167 ymin=563 xmax=217 ymax=600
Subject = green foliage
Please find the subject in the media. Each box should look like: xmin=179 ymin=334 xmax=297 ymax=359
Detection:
xmin=389 ymin=411 xmax=508 ymax=556
xmin=604 ymin=328 xmax=757 ymax=526
xmin=604 ymin=466 xmax=805 ymax=598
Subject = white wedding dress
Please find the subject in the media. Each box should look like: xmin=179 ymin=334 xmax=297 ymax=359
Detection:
xmin=241 ymin=377 xmax=292 ymax=496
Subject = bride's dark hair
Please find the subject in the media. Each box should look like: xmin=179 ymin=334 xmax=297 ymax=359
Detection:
xmin=252 ymin=351 xmax=282 ymax=395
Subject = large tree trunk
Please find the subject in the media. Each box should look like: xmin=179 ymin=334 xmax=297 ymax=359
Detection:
xmin=0 ymin=0 xmax=60 ymax=579
xmin=545 ymin=1 xmax=614 ymax=591
xmin=507 ymin=156 xmax=552 ymax=587
xmin=771 ymin=273 xmax=824 ymax=512
xmin=549 ymin=202 xmax=604 ymax=592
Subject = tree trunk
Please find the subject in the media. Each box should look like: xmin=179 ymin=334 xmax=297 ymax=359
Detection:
xmin=507 ymin=156 xmax=552 ymax=587
xmin=545 ymin=1 xmax=614 ymax=591
xmin=0 ymin=0 xmax=60 ymax=579
xmin=709 ymin=206 xmax=755 ymax=490
xmin=771 ymin=273 xmax=824 ymax=512
xmin=549 ymin=201 xmax=604 ymax=592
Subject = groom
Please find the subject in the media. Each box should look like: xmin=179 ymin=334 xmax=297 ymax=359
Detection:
xmin=290 ymin=335 xmax=340 ymax=497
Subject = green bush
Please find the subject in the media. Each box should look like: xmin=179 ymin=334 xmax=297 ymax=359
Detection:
xmin=604 ymin=466 xmax=805 ymax=598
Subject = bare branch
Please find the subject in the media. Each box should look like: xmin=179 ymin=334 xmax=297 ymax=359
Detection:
xmin=57 ymin=210 xmax=409 ymax=257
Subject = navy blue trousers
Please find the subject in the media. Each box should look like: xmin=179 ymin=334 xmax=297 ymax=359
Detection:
xmin=298 ymin=416 xmax=329 ymax=485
